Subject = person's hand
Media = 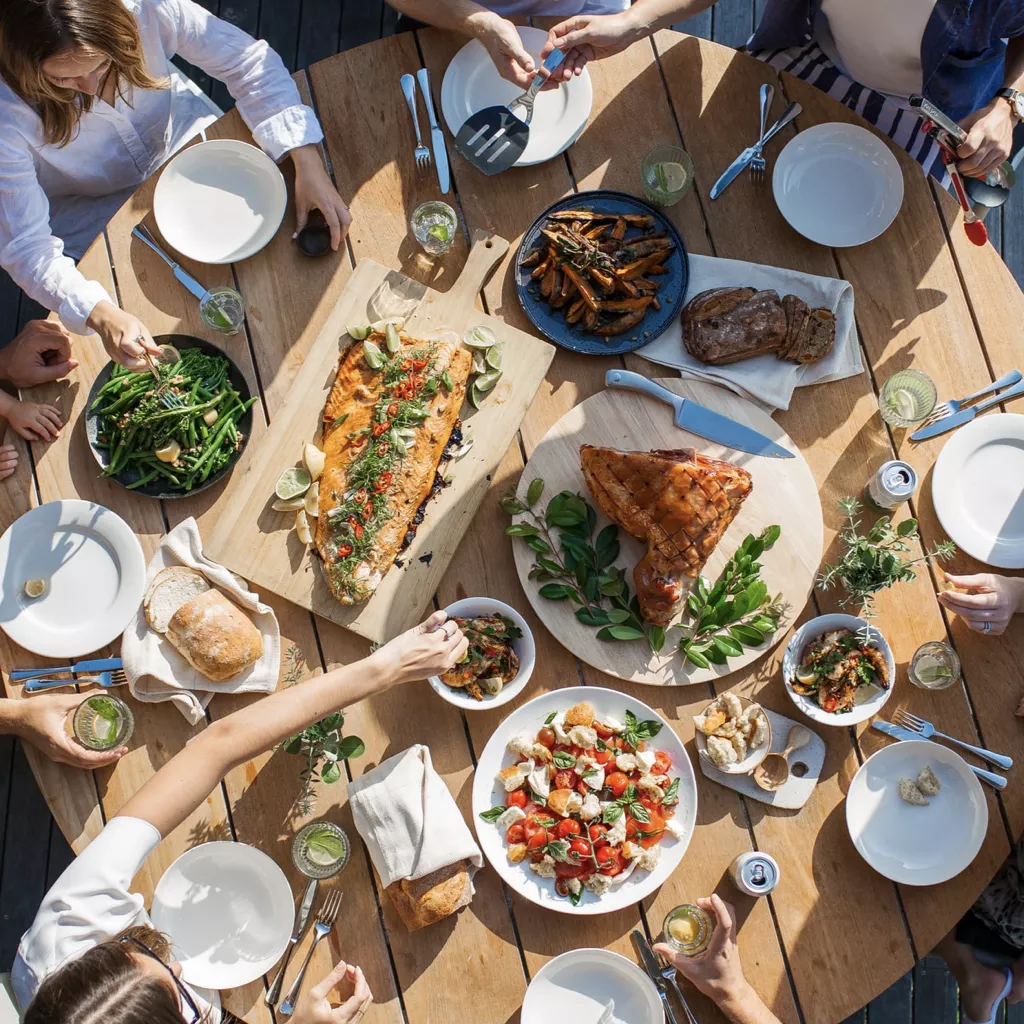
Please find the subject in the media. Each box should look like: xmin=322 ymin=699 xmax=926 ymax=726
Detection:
xmin=540 ymin=12 xmax=642 ymax=84
xmin=653 ymin=895 xmax=759 ymax=1013
xmin=86 ymin=300 xmax=162 ymax=371
xmin=8 ymin=694 xmax=127 ymax=769
xmin=957 ymin=97 xmax=1016 ymax=178
xmin=373 ymin=610 xmax=469 ymax=685
xmin=0 ymin=320 xmax=77 ymax=388
xmin=938 ymin=572 xmax=1024 ymax=636
xmin=475 ymin=12 xmax=538 ymax=88
xmin=0 ymin=444 xmax=17 ymax=481
xmin=291 ymin=145 xmax=352 ymax=252
xmin=5 ymin=400 xmax=62 ymax=442
xmin=290 ymin=960 xmax=372 ymax=1024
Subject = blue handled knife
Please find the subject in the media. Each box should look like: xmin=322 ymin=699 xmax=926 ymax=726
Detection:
xmin=132 ymin=225 xmax=208 ymax=301
xmin=11 ymin=657 xmax=123 ymax=680
xmin=910 ymin=379 xmax=1024 ymax=441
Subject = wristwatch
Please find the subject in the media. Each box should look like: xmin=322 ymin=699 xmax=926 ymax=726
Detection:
xmin=997 ymin=87 xmax=1024 ymax=121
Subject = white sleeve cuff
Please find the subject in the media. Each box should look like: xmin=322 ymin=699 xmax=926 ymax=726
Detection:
xmin=58 ymin=279 xmax=112 ymax=336
xmin=251 ymin=104 xmax=324 ymax=162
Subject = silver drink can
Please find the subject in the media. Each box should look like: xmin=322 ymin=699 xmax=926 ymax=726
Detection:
xmin=729 ymin=852 xmax=779 ymax=897
xmin=866 ymin=460 xmax=918 ymax=511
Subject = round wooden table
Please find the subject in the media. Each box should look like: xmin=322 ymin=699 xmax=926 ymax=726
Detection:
xmin=4 ymin=25 xmax=1024 ymax=1024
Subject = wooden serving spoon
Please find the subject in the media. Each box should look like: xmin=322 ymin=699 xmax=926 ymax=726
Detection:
xmin=753 ymin=725 xmax=811 ymax=792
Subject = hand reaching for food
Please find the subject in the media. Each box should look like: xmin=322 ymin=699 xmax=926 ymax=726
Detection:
xmin=86 ymin=300 xmax=162 ymax=371
xmin=938 ymin=572 xmax=1024 ymax=636
xmin=373 ymin=610 xmax=468 ymax=685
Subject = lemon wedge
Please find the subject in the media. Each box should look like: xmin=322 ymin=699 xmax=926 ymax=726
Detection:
xmin=303 ymin=443 xmax=325 ymax=482
xmin=304 ymin=481 xmax=320 ymax=518
xmin=794 ymin=664 xmax=818 ymax=686
xmin=295 ymin=510 xmax=313 ymax=545
xmin=272 ymin=496 xmax=305 ymax=512
xmin=23 ymin=578 xmax=46 ymax=599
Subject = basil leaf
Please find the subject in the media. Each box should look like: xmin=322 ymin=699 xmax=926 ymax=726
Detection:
xmin=546 ymin=839 xmax=571 ymax=862
xmin=629 ymin=801 xmax=651 ymax=824
xmin=569 ymin=886 xmax=583 ymax=907
xmin=544 ymin=711 xmax=557 ymax=725
xmin=621 ymin=783 xmax=638 ymax=804
xmin=479 ymin=806 xmax=506 ymax=823
xmin=602 ymin=803 xmax=624 ymax=825
xmin=662 ymin=778 xmax=680 ymax=806
xmin=634 ymin=719 xmax=663 ymax=740
xmin=553 ymin=751 xmax=577 ymax=769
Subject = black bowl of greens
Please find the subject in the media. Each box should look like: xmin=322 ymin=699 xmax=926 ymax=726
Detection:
xmin=85 ymin=335 xmax=257 ymax=499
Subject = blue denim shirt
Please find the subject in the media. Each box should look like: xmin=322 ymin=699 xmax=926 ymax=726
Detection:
xmin=748 ymin=0 xmax=1024 ymax=121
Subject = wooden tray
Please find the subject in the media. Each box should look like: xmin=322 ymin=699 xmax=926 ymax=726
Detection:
xmin=698 ymin=706 xmax=825 ymax=810
xmin=511 ymin=380 xmax=823 ymax=684
xmin=205 ymin=231 xmax=555 ymax=642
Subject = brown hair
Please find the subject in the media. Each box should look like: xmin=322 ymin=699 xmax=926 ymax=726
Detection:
xmin=23 ymin=924 xmax=206 ymax=1024
xmin=0 ymin=0 xmax=166 ymax=147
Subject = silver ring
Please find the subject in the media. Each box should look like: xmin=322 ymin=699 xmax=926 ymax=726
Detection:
xmin=444 ymin=621 xmax=457 ymax=639
xmin=982 ymin=621 xmax=993 ymax=633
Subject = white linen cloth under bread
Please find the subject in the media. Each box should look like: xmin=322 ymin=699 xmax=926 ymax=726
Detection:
xmin=121 ymin=517 xmax=280 ymax=725
xmin=638 ymin=253 xmax=863 ymax=411
xmin=0 ymin=0 xmax=323 ymax=335
xmin=348 ymin=745 xmax=483 ymax=889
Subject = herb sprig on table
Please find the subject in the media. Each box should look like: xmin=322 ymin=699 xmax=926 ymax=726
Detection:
xmin=818 ymin=497 xmax=956 ymax=616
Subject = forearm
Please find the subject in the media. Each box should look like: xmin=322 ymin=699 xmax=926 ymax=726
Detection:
xmin=624 ymin=0 xmax=718 ymax=36
xmin=386 ymin=0 xmax=498 ymax=36
xmin=118 ymin=648 xmax=402 ymax=836
xmin=0 ymin=698 xmax=27 ymax=737
xmin=0 ymin=390 xmax=16 ymax=418
xmin=719 ymin=982 xmax=783 ymax=1024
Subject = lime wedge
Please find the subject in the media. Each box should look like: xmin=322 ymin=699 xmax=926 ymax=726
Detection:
xmin=468 ymin=381 xmax=485 ymax=409
xmin=347 ymin=324 xmax=371 ymax=341
xmin=485 ymin=342 xmax=503 ymax=371
xmin=889 ymin=388 xmax=918 ymax=421
xmin=471 ymin=350 xmax=487 ymax=375
xmin=272 ymin=496 xmax=305 ymax=512
xmin=653 ymin=161 xmax=689 ymax=192
xmin=475 ymin=369 xmax=502 ymax=393
xmin=427 ymin=223 xmax=450 ymax=243
xmin=276 ymin=467 xmax=311 ymax=501
xmin=385 ymin=323 xmax=401 ymax=353
xmin=463 ymin=326 xmax=497 ymax=350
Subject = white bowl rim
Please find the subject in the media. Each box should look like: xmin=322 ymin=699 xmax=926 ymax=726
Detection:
xmin=427 ymin=596 xmax=535 ymax=710
xmin=693 ymin=693 xmax=773 ymax=774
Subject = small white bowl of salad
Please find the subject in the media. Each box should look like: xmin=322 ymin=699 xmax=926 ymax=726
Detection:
xmin=427 ymin=597 xmax=535 ymax=710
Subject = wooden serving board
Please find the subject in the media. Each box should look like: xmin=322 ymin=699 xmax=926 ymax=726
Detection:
xmin=511 ymin=379 xmax=823 ymax=684
xmin=205 ymin=231 xmax=555 ymax=642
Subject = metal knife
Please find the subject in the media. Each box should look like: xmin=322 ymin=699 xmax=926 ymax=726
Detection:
xmin=871 ymin=721 xmax=1007 ymax=790
xmin=415 ymin=68 xmax=450 ymax=195
xmin=631 ymin=930 xmax=679 ymax=1024
xmin=710 ymin=100 xmax=802 ymax=199
xmin=910 ymin=379 xmax=1024 ymax=441
xmin=132 ymin=224 xmax=208 ymax=301
xmin=266 ymin=877 xmax=319 ymax=1006
xmin=606 ymin=370 xmax=794 ymax=458
xmin=11 ymin=657 xmax=123 ymax=680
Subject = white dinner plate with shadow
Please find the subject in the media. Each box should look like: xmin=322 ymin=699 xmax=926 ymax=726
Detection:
xmin=522 ymin=948 xmax=662 ymax=1024
xmin=154 ymin=139 xmax=287 ymax=264
xmin=932 ymin=413 xmax=1024 ymax=568
xmin=151 ymin=841 xmax=295 ymax=990
xmin=0 ymin=499 xmax=146 ymax=658
xmin=773 ymin=122 xmax=904 ymax=247
xmin=846 ymin=740 xmax=987 ymax=886
xmin=441 ymin=25 xmax=593 ymax=168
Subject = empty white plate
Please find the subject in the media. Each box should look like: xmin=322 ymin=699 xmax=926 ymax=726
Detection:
xmin=154 ymin=139 xmax=287 ymax=264
xmin=932 ymin=413 xmax=1024 ymax=568
xmin=773 ymin=123 xmax=904 ymax=247
xmin=0 ymin=500 xmax=146 ymax=658
xmin=441 ymin=26 xmax=593 ymax=168
xmin=151 ymin=841 xmax=295 ymax=990
xmin=846 ymin=740 xmax=987 ymax=886
xmin=522 ymin=948 xmax=662 ymax=1024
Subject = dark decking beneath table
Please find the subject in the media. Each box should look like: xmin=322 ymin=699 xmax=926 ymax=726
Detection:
xmin=1 ymin=3 xmax=1022 ymax=1020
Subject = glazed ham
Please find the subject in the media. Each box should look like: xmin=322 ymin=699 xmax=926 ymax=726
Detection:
xmin=580 ymin=445 xmax=752 ymax=625
xmin=316 ymin=329 xmax=471 ymax=604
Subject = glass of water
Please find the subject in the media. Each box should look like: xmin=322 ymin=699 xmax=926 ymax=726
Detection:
xmin=292 ymin=820 xmax=350 ymax=879
xmin=411 ymin=201 xmax=458 ymax=256
xmin=909 ymin=641 xmax=961 ymax=690
xmin=199 ymin=286 xmax=245 ymax=335
xmin=878 ymin=369 xmax=937 ymax=427
xmin=641 ymin=146 xmax=695 ymax=207
xmin=72 ymin=694 xmax=134 ymax=750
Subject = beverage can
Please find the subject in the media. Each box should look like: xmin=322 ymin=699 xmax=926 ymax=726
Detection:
xmin=866 ymin=460 xmax=918 ymax=511
xmin=729 ymin=852 xmax=779 ymax=897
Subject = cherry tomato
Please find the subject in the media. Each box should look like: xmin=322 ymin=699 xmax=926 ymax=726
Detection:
xmin=652 ymin=751 xmax=672 ymax=775
xmin=639 ymin=810 xmax=667 ymax=849
xmin=537 ymin=727 xmax=556 ymax=748
xmin=527 ymin=830 xmax=550 ymax=852
xmin=336 ymin=544 xmax=352 ymax=559
xmin=596 ymin=845 xmax=618 ymax=866
xmin=601 ymin=856 xmax=624 ymax=877
xmin=606 ymin=772 xmax=630 ymax=798
xmin=823 ymin=697 xmax=839 ymax=713
xmin=506 ymin=824 xmax=525 ymax=844
xmin=506 ymin=790 xmax=527 ymax=809
xmin=522 ymin=817 xmax=544 ymax=840
xmin=594 ymin=749 xmax=612 ymax=765
xmin=594 ymin=723 xmax=614 ymax=739
xmin=625 ymin=819 xmax=639 ymax=840
xmin=387 ymin=403 xmax=399 ymax=417
xmin=554 ymin=877 xmax=571 ymax=897
xmin=569 ymin=838 xmax=590 ymax=859
xmin=554 ymin=770 xmax=575 ymax=791
xmin=523 ymin=802 xmax=540 ymax=818
xmin=556 ymin=819 xmax=582 ymax=839
xmin=576 ymin=780 xmax=590 ymax=796
xmin=555 ymin=862 xmax=585 ymax=878
xmin=588 ymin=824 xmax=607 ymax=843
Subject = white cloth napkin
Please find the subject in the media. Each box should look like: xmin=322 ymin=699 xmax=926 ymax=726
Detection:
xmin=121 ymin=518 xmax=281 ymax=725
xmin=638 ymin=253 xmax=863 ymax=410
xmin=348 ymin=745 xmax=483 ymax=889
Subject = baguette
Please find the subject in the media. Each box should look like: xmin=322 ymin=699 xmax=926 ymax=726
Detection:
xmin=165 ymin=588 xmax=263 ymax=681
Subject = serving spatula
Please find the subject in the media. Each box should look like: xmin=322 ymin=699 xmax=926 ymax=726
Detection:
xmin=455 ymin=49 xmax=565 ymax=175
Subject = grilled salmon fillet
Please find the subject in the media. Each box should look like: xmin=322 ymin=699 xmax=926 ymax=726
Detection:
xmin=580 ymin=445 xmax=752 ymax=625
xmin=315 ymin=329 xmax=471 ymax=604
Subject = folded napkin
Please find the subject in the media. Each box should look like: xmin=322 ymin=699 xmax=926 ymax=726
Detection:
xmin=348 ymin=745 xmax=483 ymax=890
xmin=121 ymin=517 xmax=280 ymax=725
xmin=638 ymin=253 xmax=863 ymax=411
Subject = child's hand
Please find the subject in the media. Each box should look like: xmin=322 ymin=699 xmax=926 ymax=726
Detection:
xmin=0 ymin=444 xmax=16 ymax=481
xmin=8 ymin=401 xmax=62 ymax=442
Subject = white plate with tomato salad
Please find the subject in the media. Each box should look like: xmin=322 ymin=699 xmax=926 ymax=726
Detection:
xmin=472 ymin=686 xmax=696 ymax=915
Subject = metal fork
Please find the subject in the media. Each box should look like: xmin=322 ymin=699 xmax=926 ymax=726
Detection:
xmin=25 ymin=669 xmax=127 ymax=694
xmin=279 ymin=889 xmax=343 ymax=1016
xmin=659 ymin=956 xmax=700 ymax=1024
xmin=921 ymin=369 xmax=1022 ymax=427
xmin=401 ymin=74 xmax=431 ymax=172
xmin=892 ymin=709 xmax=1013 ymax=770
xmin=749 ymin=83 xmax=774 ymax=183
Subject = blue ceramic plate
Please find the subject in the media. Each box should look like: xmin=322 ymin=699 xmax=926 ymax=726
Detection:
xmin=514 ymin=190 xmax=688 ymax=356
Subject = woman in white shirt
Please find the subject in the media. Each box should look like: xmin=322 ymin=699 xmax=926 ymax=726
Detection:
xmin=0 ymin=0 xmax=351 ymax=371
xmin=13 ymin=610 xmax=469 ymax=1024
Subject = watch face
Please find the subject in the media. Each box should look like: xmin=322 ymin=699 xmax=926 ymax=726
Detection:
xmin=1014 ymin=93 xmax=1024 ymax=120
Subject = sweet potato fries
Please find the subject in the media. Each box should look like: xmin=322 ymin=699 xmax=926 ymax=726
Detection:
xmin=521 ymin=209 xmax=675 ymax=338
